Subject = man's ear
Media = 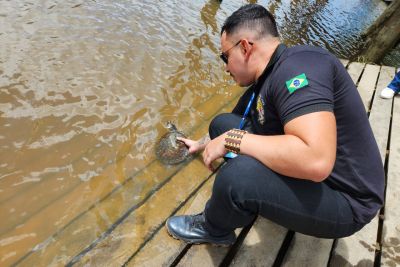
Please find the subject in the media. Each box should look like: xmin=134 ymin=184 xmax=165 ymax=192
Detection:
xmin=240 ymin=39 xmax=252 ymax=61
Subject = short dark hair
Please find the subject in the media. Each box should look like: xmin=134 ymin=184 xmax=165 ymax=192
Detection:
xmin=221 ymin=4 xmax=279 ymax=39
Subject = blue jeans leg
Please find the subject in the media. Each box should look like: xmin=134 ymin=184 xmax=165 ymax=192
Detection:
xmin=388 ymin=71 xmax=400 ymax=92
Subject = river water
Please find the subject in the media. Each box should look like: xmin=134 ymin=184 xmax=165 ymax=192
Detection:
xmin=0 ymin=0 xmax=388 ymax=265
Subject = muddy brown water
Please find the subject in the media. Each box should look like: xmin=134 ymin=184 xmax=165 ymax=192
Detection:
xmin=0 ymin=0 xmax=387 ymax=265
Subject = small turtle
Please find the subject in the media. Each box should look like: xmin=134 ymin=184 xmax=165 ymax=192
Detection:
xmin=155 ymin=122 xmax=190 ymax=165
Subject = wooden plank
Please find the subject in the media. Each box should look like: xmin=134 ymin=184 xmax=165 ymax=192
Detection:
xmin=370 ymin=66 xmax=397 ymax=160
xmin=65 ymin=97 xmax=240 ymax=266
xmin=24 ymin=160 xmax=211 ymax=267
xmin=176 ymin=245 xmax=227 ymax=267
xmin=176 ymin=229 xmax=243 ymax=267
xmin=0 ymin=81 xmax=242 ymax=212
xmin=0 ymin=106 xmax=201 ymax=235
xmin=357 ymin=64 xmax=380 ymax=111
xmin=5 ymin=91 xmax=242 ymax=266
xmin=339 ymin=59 xmax=349 ymax=67
xmin=126 ymin=176 xmax=215 ymax=267
xmin=0 ymin=120 xmax=199 ymax=266
xmin=11 ymin=160 xmax=182 ymax=266
xmin=229 ymin=219 xmax=287 ymax=267
xmin=282 ymin=234 xmax=333 ymax=266
xmin=347 ymin=62 xmax=365 ymax=84
xmin=125 ymin=99 xmax=245 ymax=267
xmin=0 ymin=83 xmax=240 ymax=222
xmin=127 ymin=99 xmax=242 ymax=266
xmin=194 ymin=85 xmax=242 ymax=120
xmin=381 ymin=94 xmax=400 ymax=266
xmin=13 ymin=117 xmax=213 ymax=266
xmin=330 ymin=66 xmax=395 ymax=267
xmin=0 ymin=117 xmax=100 ymax=203
xmin=0 ymin=97 xmax=175 ymax=205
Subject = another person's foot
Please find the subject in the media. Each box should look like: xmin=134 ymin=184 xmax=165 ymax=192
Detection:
xmin=166 ymin=213 xmax=236 ymax=246
xmin=380 ymin=87 xmax=396 ymax=99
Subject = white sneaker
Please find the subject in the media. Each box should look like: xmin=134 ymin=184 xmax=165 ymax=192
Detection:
xmin=380 ymin=87 xmax=396 ymax=99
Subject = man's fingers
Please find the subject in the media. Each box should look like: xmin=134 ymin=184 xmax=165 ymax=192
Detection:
xmin=208 ymin=164 xmax=215 ymax=172
xmin=176 ymin=137 xmax=188 ymax=143
xmin=188 ymin=147 xmax=198 ymax=154
xmin=177 ymin=137 xmax=194 ymax=150
xmin=202 ymin=150 xmax=215 ymax=172
xmin=205 ymin=159 xmax=213 ymax=172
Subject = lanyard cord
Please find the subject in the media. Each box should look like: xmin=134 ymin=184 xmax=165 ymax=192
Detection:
xmin=239 ymin=91 xmax=255 ymax=130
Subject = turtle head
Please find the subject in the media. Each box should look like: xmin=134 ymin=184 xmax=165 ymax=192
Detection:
xmin=166 ymin=121 xmax=178 ymax=132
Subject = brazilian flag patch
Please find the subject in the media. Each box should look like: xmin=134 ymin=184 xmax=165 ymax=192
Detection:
xmin=286 ymin=73 xmax=309 ymax=94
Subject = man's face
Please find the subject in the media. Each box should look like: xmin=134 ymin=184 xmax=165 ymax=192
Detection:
xmin=220 ymin=32 xmax=254 ymax=87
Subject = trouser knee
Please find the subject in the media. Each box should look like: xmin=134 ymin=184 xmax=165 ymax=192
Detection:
xmin=209 ymin=113 xmax=234 ymax=139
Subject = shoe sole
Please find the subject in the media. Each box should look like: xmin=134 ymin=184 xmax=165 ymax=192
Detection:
xmin=165 ymin=222 xmax=234 ymax=247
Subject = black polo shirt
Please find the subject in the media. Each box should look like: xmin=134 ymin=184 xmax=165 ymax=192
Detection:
xmin=233 ymin=44 xmax=384 ymax=224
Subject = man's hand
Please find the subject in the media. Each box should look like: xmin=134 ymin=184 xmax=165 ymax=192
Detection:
xmin=177 ymin=133 xmax=211 ymax=154
xmin=202 ymin=133 xmax=227 ymax=171
xmin=177 ymin=137 xmax=203 ymax=154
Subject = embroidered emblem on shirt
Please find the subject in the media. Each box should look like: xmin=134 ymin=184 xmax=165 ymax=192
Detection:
xmin=286 ymin=73 xmax=309 ymax=94
xmin=256 ymin=95 xmax=265 ymax=125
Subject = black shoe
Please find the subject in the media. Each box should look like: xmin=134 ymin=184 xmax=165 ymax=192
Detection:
xmin=165 ymin=213 xmax=236 ymax=246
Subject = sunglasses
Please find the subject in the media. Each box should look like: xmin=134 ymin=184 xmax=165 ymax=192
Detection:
xmin=220 ymin=40 xmax=253 ymax=64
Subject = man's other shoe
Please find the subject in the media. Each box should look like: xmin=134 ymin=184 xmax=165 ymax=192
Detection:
xmin=380 ymin=87 xmax=396 ymax=99
xmin=165 ymin=213 xmax=236 ymax=246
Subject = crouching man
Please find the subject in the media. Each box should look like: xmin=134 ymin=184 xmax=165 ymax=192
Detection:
xmin=166 ymin=4 xmax=384 ymax=245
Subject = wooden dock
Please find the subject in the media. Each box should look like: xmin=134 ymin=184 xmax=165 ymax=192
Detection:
xmin=2 ymin=61 xmax=399 ymax=267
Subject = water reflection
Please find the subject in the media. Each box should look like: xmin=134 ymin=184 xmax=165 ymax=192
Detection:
xmin=0 ymin=0 xmax=388 ymax=265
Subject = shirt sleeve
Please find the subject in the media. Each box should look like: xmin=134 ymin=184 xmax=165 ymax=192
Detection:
xmin=270 ymin=51 xmax=335 ymax=125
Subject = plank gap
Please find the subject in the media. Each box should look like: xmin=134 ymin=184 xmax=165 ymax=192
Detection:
xmin=327 ymin=239 xmax=338 ymax=266
xmin=169 ymin=244 xmax=192 ymax=267
xmin=121 ymin=164 xmax=223 ymax=267
xmin=272 ymin=230 xmax=295 ymax=267
xmin=366 ymin=65 xmax=382 ymax=118
xmin=374 ymin=91 xmax=396 ymax=267
xmin=65 ymin=160 xmax=195 ymax=266
xmin=219 ymin=216 xmax=258 ymax=267
xmin=354 ymin=63 xmax=367 ymax=88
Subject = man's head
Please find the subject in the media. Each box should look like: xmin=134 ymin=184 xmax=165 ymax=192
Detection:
xmin=220 ymin=4 xmax=280 ymax=86
xmin=221 ymin=4 xmax=279 ymax=39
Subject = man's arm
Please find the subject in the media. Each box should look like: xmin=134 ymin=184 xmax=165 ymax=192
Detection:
xmin=240 ymin=111 xmax=336 ymax=182
xmin=202 ymin=111 xmax=336 ymax=182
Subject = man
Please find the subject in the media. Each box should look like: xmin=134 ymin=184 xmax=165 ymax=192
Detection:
xmin=166 ymin=4 xmax=384 ymax=245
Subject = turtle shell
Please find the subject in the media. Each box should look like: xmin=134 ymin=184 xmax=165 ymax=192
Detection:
xmin=155 ymin=124 xmax=190 ymax=165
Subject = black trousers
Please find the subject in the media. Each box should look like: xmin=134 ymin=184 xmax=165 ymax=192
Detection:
xmin=203 ymin=113 xmax=364 ymax=238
